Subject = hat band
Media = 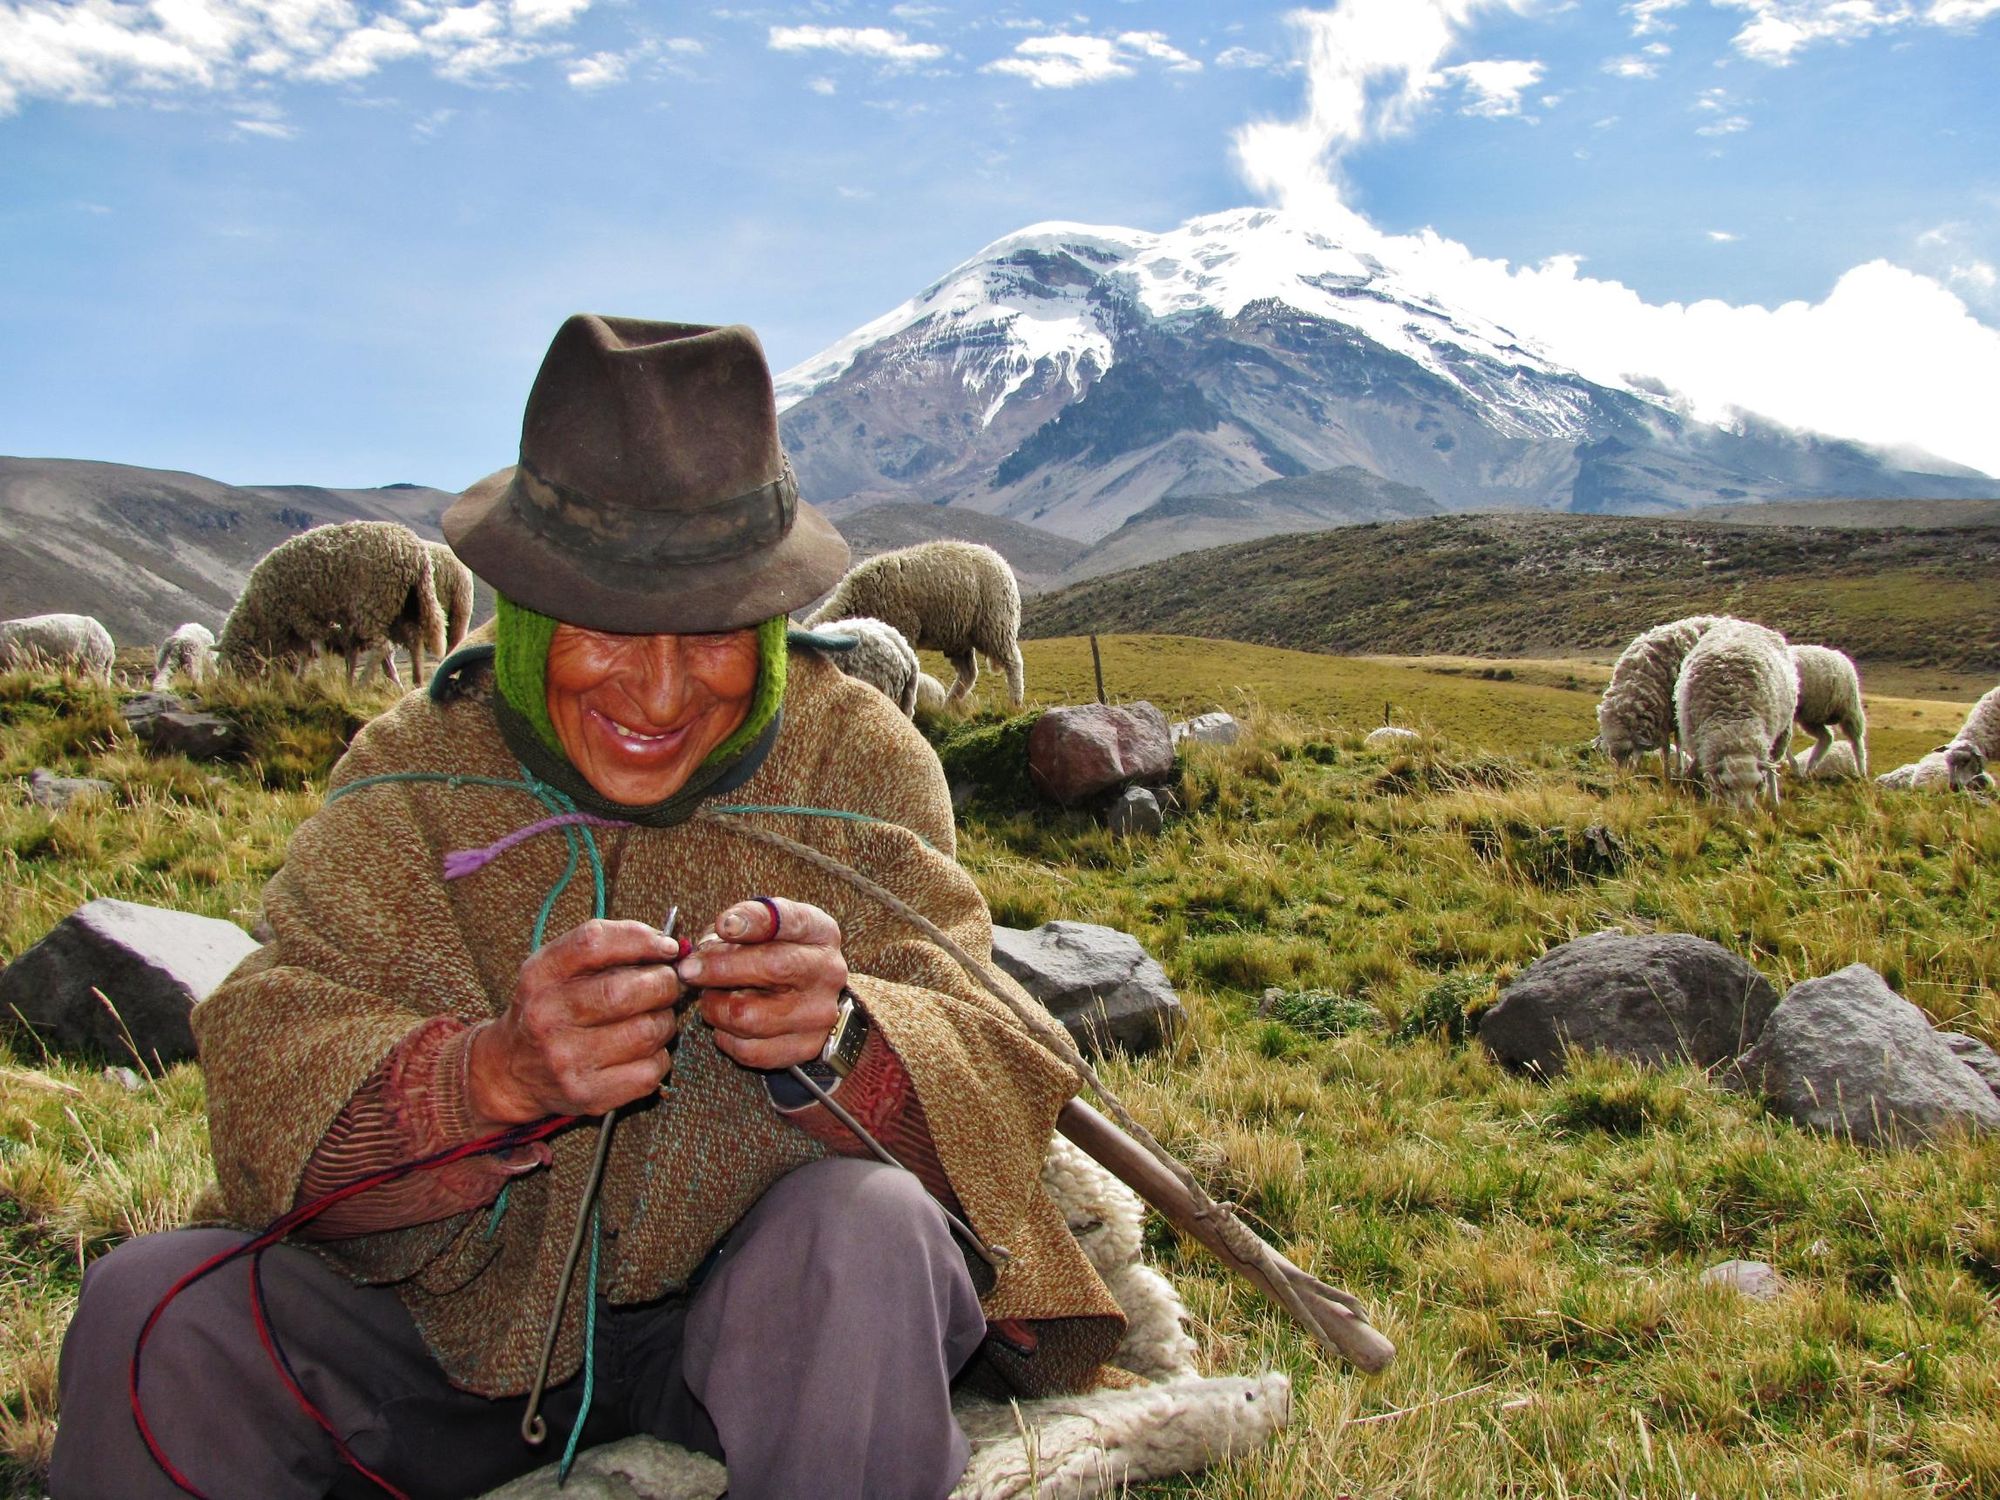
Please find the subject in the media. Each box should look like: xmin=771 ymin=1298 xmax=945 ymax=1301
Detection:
xmin=509 ymin=460 xmax=798 ymax=568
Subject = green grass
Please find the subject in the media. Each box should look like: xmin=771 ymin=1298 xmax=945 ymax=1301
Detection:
xmin=5 ymin=646 xmax=2000 ymax=1496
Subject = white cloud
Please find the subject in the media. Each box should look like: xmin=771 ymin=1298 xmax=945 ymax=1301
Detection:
xmin=0 ymin=0 xmax=593 ymax=114
xmin=1215 ymin=45 xmax=1275 ymax=68
xmin=1438 ymin=56 xmax=1542 ymax=117
xmin=1717 ymin=0 xmax=2000 ymax=64
xmin=808 ymin=75 xmax=835 ymax=94
xmin=1949 ymin=260 xmax=1998 ymax=291
xmin=766 ymin=25 xmax=944 ymax=65
xmin=1231 ymin=0 xmax=2000 ymax=479
xmin=1603 ymin=52 xmax=1661 ymax=77
xmin=1696 ymin=112 xmax=1750 ymax=134
xmin=565 ymin=49 xmax=626 ymax=88
xmin=1642 ymin=40 xmax=1671 ymax=55
xmin=231 ymin=115 xmax=296 ymax=137
xmin=1707 ymin=229 xmax=1739 ymax=241
xmin=985 ymin=30 xmax=1200 ymax=87
xmin=1625 ymin=0 xmax=1688 ymax=34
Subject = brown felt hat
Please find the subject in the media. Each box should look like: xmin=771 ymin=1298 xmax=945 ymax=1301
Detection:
xmin=443 ymin=315 xmax=849 ymax=633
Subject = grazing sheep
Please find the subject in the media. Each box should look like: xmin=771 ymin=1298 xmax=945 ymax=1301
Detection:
xmin=1787 ymin=741 xmax=1862 ymax=781
xmin=218 ymin=521 xmax=447 ymax=686
xmin=913 ymin=671 xmax=951 ymax=716
xmin=811 ymin=616 xmax=922 ymax=716
xmin=1674 ymin=618 xmax=1797 ymax=809
xmin=1596 ymin=614 xmax=1724 ymax=777
xmin=1876 ymin=745 xmax=1991 ymax=792
xmin=1363 ymin=726 xmax=1419 ymax=749
xmin=1941 ymin=684 xmax=2000 ymax=786
xmin=358 ymin=542 xmax=477 ymax=686
xmin=150 ymin=622 xmax=216 ymax=691
xmin=1788 ymin=644 xmax=1868 ymax=778
xmin=0 ymin=613 xmax=115 ymax=683
xmin=806 ymin=541 xmax=1025 ymax=706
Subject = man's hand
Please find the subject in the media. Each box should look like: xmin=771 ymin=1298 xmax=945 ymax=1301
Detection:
xmin=468 ymin=919 xmax=688 ymax=1126
xmin=677 ymin=897 xmax=848 ymax=1071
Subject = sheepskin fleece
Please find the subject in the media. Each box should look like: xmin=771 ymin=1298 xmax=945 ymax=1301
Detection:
xmin=219 ymin=520 xmax=445 ymax=676
xmin=807 ymin=540 xmax=1025 ymax=706
xmin=1596 ymin=614 xmax=1721 ymax=763
xmin=0 ymin=612 xmax=114 ymax=681
xmin=477 ymin=1374 xmax=1291 ymax=1500
xmin=1675 ymin=618 xmax=1796 ymax=807
xmin=1789 ymin=741 xmax=1861 ymax=781
xmin=1878 ymin=748 xmax=1987 ymax=791
xmin=1788 ymin=642 xmax=1868 ymax=777
xmin=426 ymin=539 xmax=479 ymax=654
xmin=193 ymin=648 xmax=1122 ymax=1397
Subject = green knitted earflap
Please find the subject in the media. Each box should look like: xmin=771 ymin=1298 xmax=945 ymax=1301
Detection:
xmin=492 ymin=596 xmax=786 ymax=768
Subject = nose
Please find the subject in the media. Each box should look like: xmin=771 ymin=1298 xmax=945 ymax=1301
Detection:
xmin=624 ymin=634 xmax=690 ymax=721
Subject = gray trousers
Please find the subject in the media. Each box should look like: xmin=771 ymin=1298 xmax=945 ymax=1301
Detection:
xmin=50 ymin=1157 xmax=988 ymax=1500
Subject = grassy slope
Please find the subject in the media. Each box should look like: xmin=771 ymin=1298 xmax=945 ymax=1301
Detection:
xmin=1021 ymin=514 xmax=2000 ymax=675
xmin=4 ymin=647 xmax=1999 ymax=1496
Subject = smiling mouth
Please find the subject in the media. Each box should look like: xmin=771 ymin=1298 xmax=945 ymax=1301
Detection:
xmin=591 ymin=709 xmax=688 ymax=751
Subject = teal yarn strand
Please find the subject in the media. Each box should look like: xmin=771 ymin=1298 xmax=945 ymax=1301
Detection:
xmin=557 ymin=1207 xmax=603 ymax=1485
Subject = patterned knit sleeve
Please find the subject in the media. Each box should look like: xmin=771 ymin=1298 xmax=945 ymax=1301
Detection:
xmin=768 ymin=1023 xmax=963 ymax=1216
xmin=293 ymin=1016 xmax=550 ymax=1239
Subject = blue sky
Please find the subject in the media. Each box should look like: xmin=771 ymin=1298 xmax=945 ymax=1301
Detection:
xmin=2 ymin=0 xmax=1996 ymax=488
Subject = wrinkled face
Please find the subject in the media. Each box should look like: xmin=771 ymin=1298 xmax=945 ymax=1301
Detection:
xmin=545 ymin=624 xmax=760 ymax=805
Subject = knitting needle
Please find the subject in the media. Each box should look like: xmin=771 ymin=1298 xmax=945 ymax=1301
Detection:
xmin=520 ymin=906 xmax=680 ymax=1446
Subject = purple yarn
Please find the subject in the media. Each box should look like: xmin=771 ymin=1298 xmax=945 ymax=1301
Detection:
xmin=442 ymin=812 xmax=632 ymax=880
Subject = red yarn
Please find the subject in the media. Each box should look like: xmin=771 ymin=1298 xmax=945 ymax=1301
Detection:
xmin=128 ymin=1113 xmax=579 ymax=1499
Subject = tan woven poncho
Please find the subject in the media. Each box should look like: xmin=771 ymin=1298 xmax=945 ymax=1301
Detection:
xmin=194 ymin=649 xmax=1122 ymax=1397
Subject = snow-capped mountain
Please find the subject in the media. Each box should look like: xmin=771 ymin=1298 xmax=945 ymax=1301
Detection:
xmin=776 ymin=208 xmax=1991 ymax=544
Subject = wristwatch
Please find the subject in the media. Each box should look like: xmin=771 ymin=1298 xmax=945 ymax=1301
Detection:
xmin=804 ymin=988 xmax=869 ymax=1085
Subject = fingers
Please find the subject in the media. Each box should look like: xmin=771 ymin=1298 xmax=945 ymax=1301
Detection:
xmin=712 ymin=897 xmax=842 ymax=948
xmin=677 ymin=938 xmax=839 ymax=995
xmin=518 ymin=920 xmax=687 ymax=1024
xmin=700 ymin=986 xmax=840 ymax=1046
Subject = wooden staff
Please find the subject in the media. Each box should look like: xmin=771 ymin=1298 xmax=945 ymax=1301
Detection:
xmin=1058 ymin=1097 xmax=1396 ymax=1374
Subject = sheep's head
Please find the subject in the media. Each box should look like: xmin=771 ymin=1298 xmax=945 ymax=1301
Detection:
xmin=1705 ymin=751 xmax=1768 ymax=810
xmin=1945 ymin=739 xmax=1988 ymax=790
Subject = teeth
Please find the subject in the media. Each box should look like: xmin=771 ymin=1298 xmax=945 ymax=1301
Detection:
xmin=608 ymin=719 xmax=670 ymax=743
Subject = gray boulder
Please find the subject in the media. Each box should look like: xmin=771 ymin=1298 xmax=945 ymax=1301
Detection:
xmin=1027 ymin=702 xmax=1173 ymax=806
xmin=1172 ymin=712 xmax=1240 ymax=748
xmin=1105 ymin=786 xmax=1163 ymax=837
xmin=0 ymin=898 xmax=261 ymax=1067
xmin=990 ymin=921 xmax=1184 ymax=1058
xmin=25 ymin=768 xmax=114 ymax=809
xmin=1700 ymin=1259 xmax=1785 ymax=1302
xmin=1478 ymin=931 xmax=1780 ymax=1077
xmin=1738 ymin=964 xmax=2000 ymax=1145
xmin=127 ymin=706 xmax=245 ymax=760
xmin=1939 ymin=1032 xmax=2000 ymax=1099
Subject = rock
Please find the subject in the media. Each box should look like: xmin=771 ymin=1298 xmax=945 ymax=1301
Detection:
xmin=1938 ymin=1032 xmax=2000 ymax=1098
xmin=990 ymin=921 xmax=1184 ymax=1058
xmin=1478 ymin=931 xmax=1780 ymax=1077
xmin=1105 ymin=786 xmax=1163 ymax=837
xmin=1737 ymin=964 xmax=2000 ymax=1146
xmin=118 ymin=690 xmax=187 ymax=721
xmin=132 ymin=708 xmax=245 ymax=760
xmin=1700 ymin=1259 xmax=1785 ymax=1301
xmin=1364 ymin=725 xmax=1420 ymax=749
xmin=478 ymin=1435 xmax=726 ymax=1500
xmin=1172 ymin=712 xmax=1239 ymax=747
xmin=0 ymin=899 xmax=261 ymax=1068
xmin=25 ymin=768 xmax=114 ymax=809
xmin=1028 ymin=702 xmax=1173 ymax=805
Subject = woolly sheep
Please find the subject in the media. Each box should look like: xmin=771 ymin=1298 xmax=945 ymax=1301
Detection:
xmin=150 ymin=622 xmax=216 ymax=691
xmin=1786 ymin=741 xmax=1862 ymax=782
xmin=357 ymin=541 xmax=477 ymax=686
xmin=1876 ymin=746 xmax=1990 ymax=793
xmin=913 ymin=671 xmax=951 ymax=716
xmin=1040 ymin=1134 xmax=1199 ymax=1383
xmin=1788 ymin=643 xmax=1868 ymax=779
xmin=219 ymin=521 xmax=446 ymax=687
xmin=1674 ymin=617 xmax=1797 ymax=809
xmin=811 ymin=616 xmax=922 ymax=716
xmin=1363 ymin=725 xmax=1419 ymax=749
xmin=1941 ymin=684 xmax=2000 ymax=787
xmin=1596 ymin=614 xmax=1723 ymax=777
xmin=0 ymin=613 xmax=115 ymax=683
xmin=806 ymin=541 xmax=1025 ymax=707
